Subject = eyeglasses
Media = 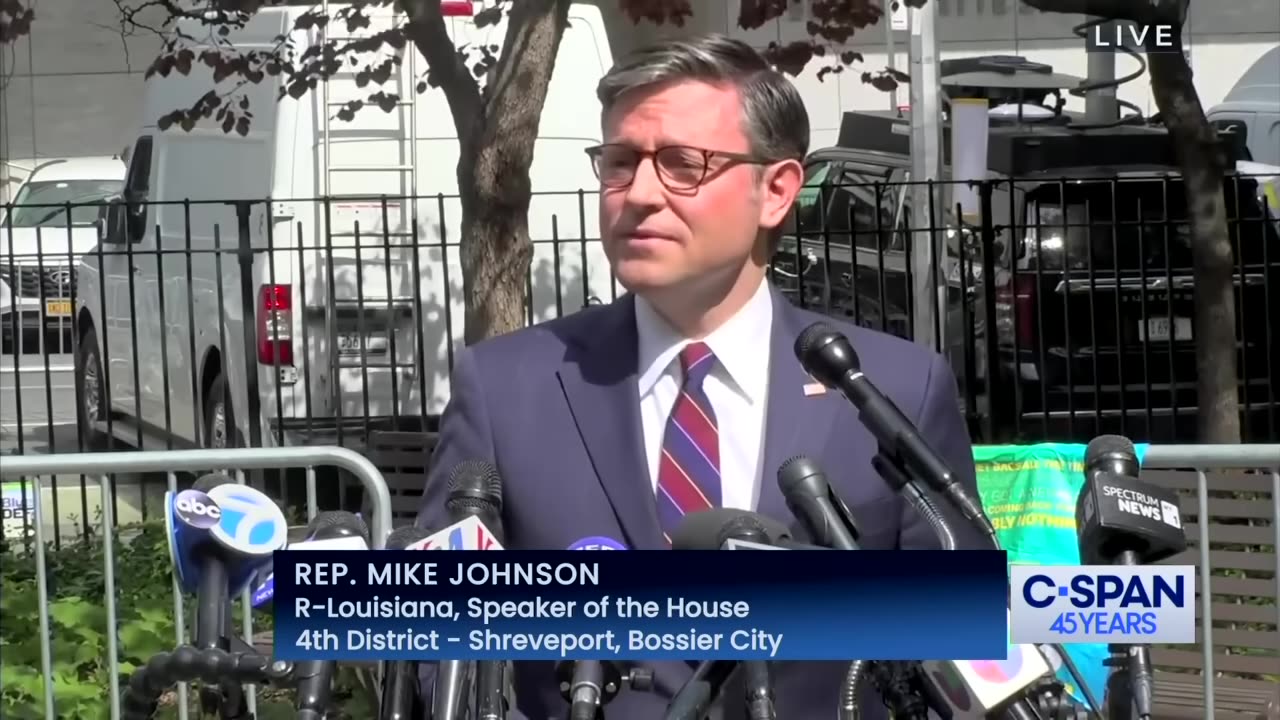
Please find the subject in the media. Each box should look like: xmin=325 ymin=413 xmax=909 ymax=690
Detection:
xmin=585 ymin=143 xmax=776 ymax=191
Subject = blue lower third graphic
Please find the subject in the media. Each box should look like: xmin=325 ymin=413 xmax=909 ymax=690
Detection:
xmin=272 ymin=551 xmax=1009 ymax=662
xmin=1009 ymin=565 xmax=1196 ymax=645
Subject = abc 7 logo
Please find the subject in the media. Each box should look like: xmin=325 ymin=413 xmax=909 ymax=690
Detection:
xmin=176 ymin=494 xmax=221 ymax=518
xmin=214 ymin=491 xmax=287 ymax=550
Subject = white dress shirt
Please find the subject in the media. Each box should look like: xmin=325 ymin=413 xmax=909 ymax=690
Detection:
xmin=635 ymin=279 xmax=773 ymax=512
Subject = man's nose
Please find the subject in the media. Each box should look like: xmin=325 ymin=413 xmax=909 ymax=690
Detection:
xmin=624 ymin=156 xmax=666 ymax=208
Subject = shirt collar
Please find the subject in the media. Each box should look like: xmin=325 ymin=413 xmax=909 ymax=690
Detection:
xmin=635 ymin=279 xmax=773 ymax=404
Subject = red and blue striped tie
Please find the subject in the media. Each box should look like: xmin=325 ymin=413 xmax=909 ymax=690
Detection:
xmin=656 ymin=342 xmax=721 ymax=544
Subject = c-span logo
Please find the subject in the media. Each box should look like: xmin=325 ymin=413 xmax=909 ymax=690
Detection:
xmin=1010 ymin=565 xmax=1195 ymax=644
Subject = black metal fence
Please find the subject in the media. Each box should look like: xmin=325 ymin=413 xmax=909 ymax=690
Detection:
xmin=2 ymin=173 xmax=1277 ymax=541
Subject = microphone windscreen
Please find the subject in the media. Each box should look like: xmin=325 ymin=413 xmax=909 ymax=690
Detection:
xmin=193 ymin=472 xmax=234 ymax=492
xmin=671 ymin=508 xmax=791 ymax=550
xmin=386 ymin=526 xmax=432 ymax=550
xmin=447 ymin=460 xmax=504 ymax=505
xmin=307 ymin=510 xmax=369 ymax=541
xmin=1084 ymin=434 xmax=1137 ymax=468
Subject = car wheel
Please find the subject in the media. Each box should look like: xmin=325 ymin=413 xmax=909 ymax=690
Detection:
xmin=204 ymin=373 xmax=238 ymax=449
xmin=74 ymin=330 xmax=109 ymax=450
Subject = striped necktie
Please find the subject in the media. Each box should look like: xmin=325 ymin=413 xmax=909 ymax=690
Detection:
xmin=655 ymin=342 xmax=721 ymax=544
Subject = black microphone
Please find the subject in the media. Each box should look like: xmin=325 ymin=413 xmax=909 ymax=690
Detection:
xmin=446 ymin=458 xmax=506 ymax=544
xmin=294 ymin=511 xmax=370 ymax=720
xmin=715 ymin=519 xmax=778 ymax=720
xmin=669 ymin=508 xmax=830 ymax=551
xmin=379 ymin=526 xmax=432 ymax=720
xmin=776 ymin=455 xmax=862 ymax=550
xmin=663 ymin=660 xmax=742 ymax=720
xmin=1077 ymin=435 xmax=1187 ymax=720
xmin=434 ymin=460 xmax=508 ymax=720
xmin=794 ymin=322 xmax=998 ymax=547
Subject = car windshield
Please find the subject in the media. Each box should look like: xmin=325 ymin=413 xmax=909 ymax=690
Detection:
xmin=6 ymin=179 xmax=124 ymax=227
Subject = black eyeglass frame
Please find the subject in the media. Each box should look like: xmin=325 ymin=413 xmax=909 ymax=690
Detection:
xmin=584 ymin=143 xmax=782 ymax=190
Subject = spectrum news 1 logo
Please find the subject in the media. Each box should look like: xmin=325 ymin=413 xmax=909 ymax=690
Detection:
xmin=1009 ymin=566 xmax=1196 ymax=645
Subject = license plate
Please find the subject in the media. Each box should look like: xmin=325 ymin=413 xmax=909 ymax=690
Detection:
xmin=1139 ymin=317 xmax=1192 ymax=342
xmin=337 ymin=332 xmax=388 ymax=355
xmin=45 ymin=300 xmax=72 ymax=317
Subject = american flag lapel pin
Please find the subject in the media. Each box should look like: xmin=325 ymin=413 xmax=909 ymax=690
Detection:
xmin=802 ymin=377 xmax=826 ymax=396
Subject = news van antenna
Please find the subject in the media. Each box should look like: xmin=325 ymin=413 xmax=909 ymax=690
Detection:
xmin=1070 ymin=16 xmax=1150 ymax=128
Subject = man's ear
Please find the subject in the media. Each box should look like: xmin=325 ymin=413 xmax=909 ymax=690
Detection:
xmin=758 ymin=158 xmax=805 ymax=231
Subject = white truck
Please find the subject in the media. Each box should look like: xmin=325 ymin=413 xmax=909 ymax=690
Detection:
xmin=74 ymin=2 xmax=616 ymax=456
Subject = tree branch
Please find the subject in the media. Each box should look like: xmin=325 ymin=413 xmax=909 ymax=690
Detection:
xmin=399 ymin=0 xmax=481 ymax=146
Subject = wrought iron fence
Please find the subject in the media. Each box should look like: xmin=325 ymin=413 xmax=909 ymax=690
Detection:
xmin=2 ymin=174 xmax=1278 ymax=541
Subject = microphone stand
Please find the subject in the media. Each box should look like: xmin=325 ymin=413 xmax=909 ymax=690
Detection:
xmin=871 ymin=448 xmax=958 ymax=551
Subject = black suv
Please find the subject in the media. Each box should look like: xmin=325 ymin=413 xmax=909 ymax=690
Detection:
xmin=770 ymin=111 xmax=1280 ymax=443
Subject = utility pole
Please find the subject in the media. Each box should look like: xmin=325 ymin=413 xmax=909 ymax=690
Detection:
xmin=1084 ymin=20 xmax=1119 ymax=122
xmin=908 ymin=1 xmax=944 ymax=351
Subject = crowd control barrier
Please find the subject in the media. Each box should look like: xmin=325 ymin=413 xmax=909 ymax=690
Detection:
xmin=0 ymin=446 xmax=393 ymax=720
xmin=974 ymin=442 xmax=1280 ymax=720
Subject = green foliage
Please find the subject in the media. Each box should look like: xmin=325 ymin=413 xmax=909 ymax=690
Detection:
xmin=0 ymin=521 xmax=374 ymax=719
xmin=2 ymin=522 xmax=175 ymax=718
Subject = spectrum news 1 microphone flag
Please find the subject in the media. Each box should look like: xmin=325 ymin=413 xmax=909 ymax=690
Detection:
xmin=272 ymin=539 xmax=1009 ymax=662
xmin=973 ymin=441 xmax=1163 ymax=708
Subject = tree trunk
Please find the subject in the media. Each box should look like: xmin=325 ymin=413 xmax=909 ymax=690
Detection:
xmin=459 ymin=0 xmax=572 ymax=345
xmin=1146 ymin=39 xmax=1242 ymax=443
xmin=403 ymin=0 xmax=571 ymax=345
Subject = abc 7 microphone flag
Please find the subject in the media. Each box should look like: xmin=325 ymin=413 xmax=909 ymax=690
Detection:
xmin=270 ymin=545 xmax=1012 ymax=663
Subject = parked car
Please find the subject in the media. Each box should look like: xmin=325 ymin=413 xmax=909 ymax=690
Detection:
xmin=1 ymin=156 xmax=126 ymax=354
xmin=772 ymin=107 xmax=1280 ymax=443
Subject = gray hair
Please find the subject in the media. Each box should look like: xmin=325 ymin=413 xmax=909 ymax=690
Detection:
xmin=597 ymin=34 xmax=810 ymax=162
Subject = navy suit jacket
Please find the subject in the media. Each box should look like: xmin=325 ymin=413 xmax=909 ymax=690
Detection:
xmin=416 ymin=286 xmax=985 ymax=719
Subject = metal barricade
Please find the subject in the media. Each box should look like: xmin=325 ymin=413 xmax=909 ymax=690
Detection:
xmin=1141 ymin=444 xmax=1280 ymax=720
xmin=0 ymin=446 xmax=394 ymax=720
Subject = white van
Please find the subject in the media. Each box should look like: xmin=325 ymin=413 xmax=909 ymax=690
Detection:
xmin=75 ymin=1 xmax=615 ymax=451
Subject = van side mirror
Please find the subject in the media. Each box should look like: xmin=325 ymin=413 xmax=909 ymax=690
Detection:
xmin=97 ymin=197 xmax=125 ymax=244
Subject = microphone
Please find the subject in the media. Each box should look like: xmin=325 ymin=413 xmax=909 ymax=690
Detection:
xmin=251 ymin=510 xmax=372 ymax=609
xmin=794 ymin=322 xmax=997 ymax=547
xmin=918 ymin=635 xmax=1057 ymax=719
xmin=663 ymin=660 xmax=742 ymax=720
xmin=1076 ymin=435 xmax=1186 ymax=720
xmin=293 ymin=512 xmax=371 ymax=720
xmin=669 ymin=508 xmax=830 ymax=551
xmin=380 ymin=526 xmax=433 ymax=720
xmin=430 ymin=460 xmax=508 ymax=720
xmin=165 ymin=473 xmax=289 ymax=648
xmin=567 ymin=536 xmax=628 ymax=550
xmin=714 ymin=522 xmax=777 ymax=720
xmin=557 ymin=537 xmax=651 ymax=719
xmin=445 ymin=458 xmax=506 ymax=545
xmin=776 ymin=456 xmax=862 ymax=550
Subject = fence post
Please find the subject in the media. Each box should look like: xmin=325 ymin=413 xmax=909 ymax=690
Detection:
xmin=233 ymin=201 xmax=263 ymax=451
xmin=979 ymin=181 xmax=1000 ymax=443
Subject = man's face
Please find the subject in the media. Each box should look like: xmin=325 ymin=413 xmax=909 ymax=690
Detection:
xmin=597 ymin=80 xmax=798 ymax=299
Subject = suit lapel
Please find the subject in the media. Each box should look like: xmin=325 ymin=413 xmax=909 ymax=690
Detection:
xmin=556 ymin=296 xmax=666 ymax=550
xmin=758 ymin=289 xmax=844 ymax=525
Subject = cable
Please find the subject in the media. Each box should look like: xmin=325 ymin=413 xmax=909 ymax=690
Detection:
xmin=1066 ymin=17 xmax=1149 ymax=129
xmin=120 ymin=646 xmax=292 ymax=720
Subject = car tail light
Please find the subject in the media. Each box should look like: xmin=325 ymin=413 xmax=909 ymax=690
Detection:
xmin=258 ymin=284 xmax=293 ymax=366
xmin=440 ymin=1 xmax=474 ymax=15
xmin=995 ymin=273 xmax=1036 ymax=349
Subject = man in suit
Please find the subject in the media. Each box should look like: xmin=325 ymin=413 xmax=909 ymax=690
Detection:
xmin=417 ymin=33 xmax=987 ymax=719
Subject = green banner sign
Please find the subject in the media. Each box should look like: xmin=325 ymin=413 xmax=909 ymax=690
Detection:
xmin=973 ymin=442 xmax=1149 ymax=708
